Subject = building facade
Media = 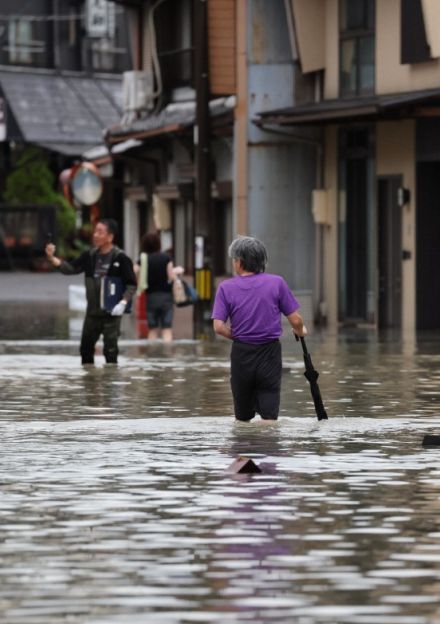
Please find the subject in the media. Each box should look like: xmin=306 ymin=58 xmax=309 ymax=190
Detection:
xmin=0 ymin=0 xmax=133 ymax=258
xmin=259 ymin=0 xmax=440 ymax=331
xmin=94 ymin=0 xmax=318 ymax=328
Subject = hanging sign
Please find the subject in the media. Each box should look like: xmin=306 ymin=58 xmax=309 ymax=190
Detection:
xmin=86 ymin=0 xmax=115 ymax=38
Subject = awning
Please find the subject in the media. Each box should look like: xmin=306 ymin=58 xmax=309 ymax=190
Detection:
xmin=106 ymin=96 xmax=236 ymax=144
xmin=0 ymin=69 xmax=122 ymax=154
xmin=36 ymin=142 xmax=95 ymax=156
xmin=255 ymin=88 xmax=440 ymax=126
xmin=82 ymin=139 xmax=143 ymax=165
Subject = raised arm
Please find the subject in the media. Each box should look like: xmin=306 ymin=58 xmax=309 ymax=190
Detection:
xmin=45 ymin=244 xmax=85 ymax=274
xmin=45 ymin=243 xmax=62 ymax=268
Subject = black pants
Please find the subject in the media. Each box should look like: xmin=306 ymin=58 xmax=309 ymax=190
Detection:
xmin=80 ymin=314 xmax=122 ymax=364
xmin=230 ymin=340 xmax=282 ymax=421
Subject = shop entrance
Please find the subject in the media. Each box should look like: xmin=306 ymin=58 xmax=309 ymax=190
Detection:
xmin=417 ymin=162 xmax=440 ymax=329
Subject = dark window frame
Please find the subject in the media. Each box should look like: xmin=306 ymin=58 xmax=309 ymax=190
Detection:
xmin=401 ymin=0 xmax=431 ymax=65
xmin=339 ymin=0 xmax=375 ymax=98
xmin=155 ymin=0 xmax=194 ymax=94
xmin=2 ymin=16 xmax=53 ymax=69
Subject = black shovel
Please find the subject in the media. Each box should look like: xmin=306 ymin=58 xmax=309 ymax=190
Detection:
xmin=296 ymin=335 xmax=328 ymax=421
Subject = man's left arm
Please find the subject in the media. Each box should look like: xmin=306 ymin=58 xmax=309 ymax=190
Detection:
xmin=120 ymin=254 xmax=137 ymax=302
xmin=111 ymin=254 xmax=137 ymax=316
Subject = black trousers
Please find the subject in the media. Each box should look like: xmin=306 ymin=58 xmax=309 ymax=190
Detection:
xmin=230 ymin=339 xmax=282 ymax=421
xmin=80 ymin=314 xmax=122 ymax=364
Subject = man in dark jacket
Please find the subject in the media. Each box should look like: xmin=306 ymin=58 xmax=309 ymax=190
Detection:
xmin=46 ymin=219 xmax=137 ymax=365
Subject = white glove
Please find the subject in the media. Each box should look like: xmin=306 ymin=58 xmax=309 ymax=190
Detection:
xmin=111 ymin=300 xmax=127 ymax=316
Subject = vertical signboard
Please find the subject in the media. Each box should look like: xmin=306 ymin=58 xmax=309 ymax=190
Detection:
xmin=86 ymin=0 xmax=115 ymax=38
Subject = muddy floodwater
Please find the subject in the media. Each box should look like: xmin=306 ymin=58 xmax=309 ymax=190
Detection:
xmin=2 ymin=310 xmax=440 ymax=622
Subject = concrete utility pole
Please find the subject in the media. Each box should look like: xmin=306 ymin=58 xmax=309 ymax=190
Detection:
xmin=193 ymin=0 xmax=214 ymax=337
xmin=234 ymin=0 xmax=248 ymax=236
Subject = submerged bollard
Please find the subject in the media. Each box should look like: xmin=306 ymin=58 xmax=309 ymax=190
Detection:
xmin=227 ymin=456 xmax=261 ymax=474
xmin=422 ymin=434 xmax=440 ymax=447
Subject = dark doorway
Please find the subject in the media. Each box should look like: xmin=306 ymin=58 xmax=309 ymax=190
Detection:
xmin=345 ymin=158 xmax=368 ymax=318
xmin=417 ymin=162 xmax=440 ymax=329
xmin=377 ymin=176 xmax=402 ymax=328
xmin=339 ymin=126 xmax=375 ymax=323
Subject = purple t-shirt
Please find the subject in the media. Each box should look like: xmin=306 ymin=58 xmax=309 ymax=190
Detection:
xmin=211 ymin=273 xmax=300 ymax=344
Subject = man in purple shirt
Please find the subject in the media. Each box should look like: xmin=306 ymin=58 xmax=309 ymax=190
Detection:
xmin=212 ymin=236 xmax=306 ymax=421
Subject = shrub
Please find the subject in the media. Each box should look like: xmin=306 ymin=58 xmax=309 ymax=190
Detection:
xmin=3 ymin=147 xmax=77 ymax=257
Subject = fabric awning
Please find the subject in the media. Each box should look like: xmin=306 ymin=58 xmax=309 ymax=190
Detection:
xmin=255 ymin=88 xmax=440 ymax=126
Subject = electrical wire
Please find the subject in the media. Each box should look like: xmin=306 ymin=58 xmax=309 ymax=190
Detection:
xmin=148 ymin=0 xmax=167 ymax=100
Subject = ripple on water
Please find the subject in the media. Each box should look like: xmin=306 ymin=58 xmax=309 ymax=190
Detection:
xmin=2 ymin=346 xmax=440 ymax=623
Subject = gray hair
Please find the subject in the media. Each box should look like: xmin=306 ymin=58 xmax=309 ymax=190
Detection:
xmin=228 ymin=236 xmax=268 ymax=273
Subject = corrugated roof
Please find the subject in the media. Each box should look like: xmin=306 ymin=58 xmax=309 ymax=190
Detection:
xmin=0 ymin=69 xmax=122 ymax=150
xmin=107 ymin=96 xmax=236 ymax=143
xmin=36 ymin=142 xmax=94 ymax=156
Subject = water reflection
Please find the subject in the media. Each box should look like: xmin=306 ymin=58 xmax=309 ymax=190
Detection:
xmin=2 ymin=333 xmax=440 ymax=622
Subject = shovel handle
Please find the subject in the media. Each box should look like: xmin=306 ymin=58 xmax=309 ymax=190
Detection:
xmin=294 ymin=334 xmax=307 ymax=355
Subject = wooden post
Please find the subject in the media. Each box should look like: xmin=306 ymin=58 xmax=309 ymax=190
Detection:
xmin=194 ymin=0 xmax=214 ymax=337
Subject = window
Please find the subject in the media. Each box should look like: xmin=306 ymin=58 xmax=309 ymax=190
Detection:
xmin=340 ymin=0 xmax=375 ymax=97
xmin=401 ymin=0 xmax=431 ymax=64
xmin=84 ymin=2 xmax=132 ymax=74
xmin=155 ymin=0 xmax=193 ymax=93
xmin=6 ymin=18 xmax=47 ymax=67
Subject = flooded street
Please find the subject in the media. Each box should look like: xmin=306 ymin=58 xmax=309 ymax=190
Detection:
xmin=2 ymin=280 xmax=440 ymax=623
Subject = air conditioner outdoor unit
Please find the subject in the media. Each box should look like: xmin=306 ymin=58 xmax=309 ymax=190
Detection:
xmin=122 ymin=70 xmax=154 ymax=113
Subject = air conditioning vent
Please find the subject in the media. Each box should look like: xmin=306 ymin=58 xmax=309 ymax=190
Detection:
xmin=122 ymin=70 xmax=154 ymax=113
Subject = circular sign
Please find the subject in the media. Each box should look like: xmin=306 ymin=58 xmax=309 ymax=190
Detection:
xmin=71 ymin=162 xmax=103 ymax=206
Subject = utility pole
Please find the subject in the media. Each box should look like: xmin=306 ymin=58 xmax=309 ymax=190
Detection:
xmin=193 ymin=0 xmax=214 ymax=338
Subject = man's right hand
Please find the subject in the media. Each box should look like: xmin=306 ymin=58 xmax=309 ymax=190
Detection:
xmin=45 ymin=243 xmax=61 ymax=267
xmin=45 ymin=243 xmax=56 ymax=258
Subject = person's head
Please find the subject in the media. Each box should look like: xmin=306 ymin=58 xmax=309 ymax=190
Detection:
xmin=141 ymin=232 xmax=161 ymax=254
xmin=93 ymin=219 xmax=118 ymax=251
xmin=228 ymin=236 xmax=268 ymax=274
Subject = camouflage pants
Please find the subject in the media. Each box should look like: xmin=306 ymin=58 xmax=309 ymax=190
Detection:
xmin=80 ymin=314 xmax=122 ymax=364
